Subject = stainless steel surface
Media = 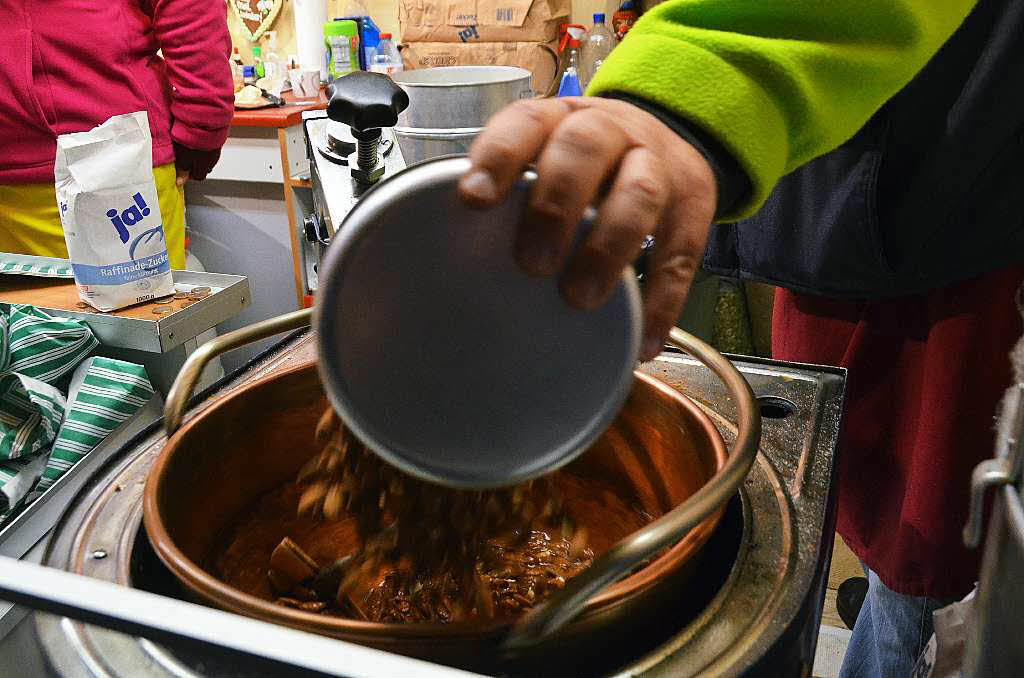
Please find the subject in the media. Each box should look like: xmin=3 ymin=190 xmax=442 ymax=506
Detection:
xmin=36 ymin=332 xmax=844 ymax=677
xmin=963 ymin=378 xmax=1024 ymax=677
xmin=963 ymin=484 xmax=1024 ymax=678
xmin=305 ymin=114 xmax=408 ymax=239
xmin=392 ymin=129 xmax=479 ymax=167
xmin=505 ymin=327 xmax=761 ymax=647
xmin=0 ymin=518 xmax=51 ymax=644
xmin=0 ymin=268 xmax=251 ymax=353
xmin=393 ymin=67 xmax=531 ymax=165
xmin=964 ymin=383 xmax=1023 ymax=547
xmin=315 ymin=155 xmax=642 ymax=488
xmin=394 ymin=67 xmax=532 ymax=127
xmin=163 ymin=307 xmax=313 ymax=436
xmin=0 ymin=556 xmax=475 ymax=678
xmin=33 ymin=333 xmax=475 ymax=677
xmin=0 ymin=399 xmax=161 ymax=562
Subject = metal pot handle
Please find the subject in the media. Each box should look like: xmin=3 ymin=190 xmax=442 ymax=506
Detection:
xmin=163 ymin=308 xmax=314 ymax=437
xmin=504 ymin=326 xmax=762 ymax=649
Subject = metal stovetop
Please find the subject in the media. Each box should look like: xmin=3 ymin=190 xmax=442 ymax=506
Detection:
xmin=12 ymin=331 xmax=843 ymax=677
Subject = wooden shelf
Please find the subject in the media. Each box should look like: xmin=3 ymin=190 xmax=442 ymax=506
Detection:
xmin=232 ymin=90 xmax=327 ymax=129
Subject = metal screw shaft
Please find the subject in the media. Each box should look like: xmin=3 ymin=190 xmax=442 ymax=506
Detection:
xmin=356 ymin=137 xmax=379 ymax=170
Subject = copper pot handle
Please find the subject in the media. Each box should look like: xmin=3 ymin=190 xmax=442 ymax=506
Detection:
xmin=505 ymin=326 xmax=762 ymax=650
xmin=163 ymin=308 xmax=314 ymax=437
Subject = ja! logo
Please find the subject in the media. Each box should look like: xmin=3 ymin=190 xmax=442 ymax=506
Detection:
xmin=106 ymin=193 xmax=151 ymax=244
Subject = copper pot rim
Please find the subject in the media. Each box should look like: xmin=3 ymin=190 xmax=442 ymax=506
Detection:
xmin=143 ymin=362 xmax=728 ymax=638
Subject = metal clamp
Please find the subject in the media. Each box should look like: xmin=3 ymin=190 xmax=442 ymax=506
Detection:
xmin=163 ymin=308 xmax=314 ymax=437
xmin=963 ymin=383 xmax=1024 ymax=548
xmin=504 ymin=326 xmax=762 ymax=649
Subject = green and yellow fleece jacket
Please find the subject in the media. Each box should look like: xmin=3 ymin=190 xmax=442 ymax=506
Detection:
xmin=588 ymin=0 xmax=977 ymax=221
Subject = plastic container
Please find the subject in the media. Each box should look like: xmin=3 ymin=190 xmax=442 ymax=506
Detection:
xmin=252 ymin=46 xmax=265 ymax=79
xmin=242 ymin=65 xmax=256 ymax=86
xmin=612 ymin=0 xmax=639 ymax=40
xmin=337 ymin=15 xmax=382 ymax=70
xmin=230 ymin=48 xmax=244 ymax=91
xmin=581 ymin=13 xmax=615 ymax=88
xmin=555 ymin=24 xmax=585 ymax=97
xmin=324 ymin=19 xmax=360 ymax=80
xmin=262 ymin=31 xmax=285 ymax=82
xmin=369 ymin=33 xmax=403 ymax=76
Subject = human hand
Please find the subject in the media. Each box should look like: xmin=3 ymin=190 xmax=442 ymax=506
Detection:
xmin=457 ymin=97 xmax=718 ymax=361
xmin=173 ymin=142 xmax=223 ymax=186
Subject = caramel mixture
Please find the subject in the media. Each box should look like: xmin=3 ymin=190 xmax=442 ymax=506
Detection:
xmin=211 ymin=407 xmax=652 ymax=623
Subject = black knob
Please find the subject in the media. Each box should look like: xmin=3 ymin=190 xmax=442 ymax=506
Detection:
xmin=326 ymin=72 xmax=410 ymax=133
xmin=303 ymin=215 xmax=318 ymax=243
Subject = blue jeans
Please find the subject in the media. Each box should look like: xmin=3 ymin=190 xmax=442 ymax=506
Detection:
xmin=838 ymin=568 xmax=954 ymax=678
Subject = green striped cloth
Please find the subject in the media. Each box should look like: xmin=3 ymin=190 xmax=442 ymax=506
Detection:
xmin=0 ymin=254 xmax=74 ymax=278
xmin=0 ymin=305 xmax=154 ymax=517
xmin=25 ymin=357 xmax=154 ymax=504
xmin=0 ymin=305 xmax=96 ymax=461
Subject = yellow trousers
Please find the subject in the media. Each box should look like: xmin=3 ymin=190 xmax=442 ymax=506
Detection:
xmin=0 ymin=163 xmax=186 ymax=269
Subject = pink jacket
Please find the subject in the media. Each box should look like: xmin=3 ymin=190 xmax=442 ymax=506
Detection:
xmin=0 ymin=0 xmax=234 ymax=184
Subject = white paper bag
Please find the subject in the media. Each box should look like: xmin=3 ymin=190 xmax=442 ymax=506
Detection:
xmin=54 ymin=111 xmax=174 ymax=311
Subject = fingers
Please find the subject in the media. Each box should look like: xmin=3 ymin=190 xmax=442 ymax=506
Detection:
xmin=560 ymin=147 xmax=668 ymax=309
xmin=175 ymin=169 xmax=190 ymax=188
xmin=518 ymin=108 xmax=631 ymax=276
xmin=458 ymin=99 xmax=572 ymax=208
xmin=639 ymin=186 xmax=716 ymax=360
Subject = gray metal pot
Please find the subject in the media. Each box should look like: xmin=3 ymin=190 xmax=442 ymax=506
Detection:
xmin=392 ymin=66 xmax=534 ymax=165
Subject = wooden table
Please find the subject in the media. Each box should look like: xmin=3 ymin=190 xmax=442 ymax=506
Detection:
xmin=210 ymin=90 xmax=328 ymax=308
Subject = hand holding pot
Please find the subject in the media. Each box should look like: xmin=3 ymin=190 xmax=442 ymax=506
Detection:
xmin=458 ymin=97 xmax=718 ymax=360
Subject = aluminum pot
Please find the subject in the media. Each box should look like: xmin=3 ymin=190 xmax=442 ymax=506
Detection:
xmin=146 ymin=348 xmax=749 ymax=672
xmin=392 ymin=66 xmax=534 ymax=165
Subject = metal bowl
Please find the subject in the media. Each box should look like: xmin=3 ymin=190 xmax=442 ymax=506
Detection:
xmin=144 ymin=361 xmax=728 ymax=670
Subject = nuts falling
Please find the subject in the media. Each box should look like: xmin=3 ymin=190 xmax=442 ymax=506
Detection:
xmin=286 ymin=406 xmax=593 ymax=621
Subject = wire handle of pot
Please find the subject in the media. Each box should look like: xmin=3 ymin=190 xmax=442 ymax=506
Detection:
xmin=504 ymin=326 xmax=762 ymax=650
xmin=163 ymin=308 xmax=314 ymax=437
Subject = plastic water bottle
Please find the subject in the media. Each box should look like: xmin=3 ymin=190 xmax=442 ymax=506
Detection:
xmin=582 ymin=13 xmax=615 ymax=88
xmin=555 ymin=24 xmax=586 ymax=97
xmin=369 ymin=33 xmax=403 ymax=77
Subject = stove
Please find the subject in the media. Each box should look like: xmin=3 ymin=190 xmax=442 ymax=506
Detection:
xmin=21 ymin=331 xmax=843 ymax=677
xmin=299 ymin=110 xmax=408 ymax=297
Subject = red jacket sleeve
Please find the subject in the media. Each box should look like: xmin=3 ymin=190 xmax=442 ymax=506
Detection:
xmin=150 ymin=0 xmax=234 ymax=151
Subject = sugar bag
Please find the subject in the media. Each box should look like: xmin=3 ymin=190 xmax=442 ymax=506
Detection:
xmin=55 ymin=111 xmax=173 ymax=311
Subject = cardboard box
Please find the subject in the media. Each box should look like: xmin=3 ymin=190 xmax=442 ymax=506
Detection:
xmin=399 ymin=0 xmax=569 ymax=43
xmin=401 ymin=41 xmax=560 ymax=95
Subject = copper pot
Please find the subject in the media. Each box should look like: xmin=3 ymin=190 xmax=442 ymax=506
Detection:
xmin=144 ymin=359 xmax=731 ymax=670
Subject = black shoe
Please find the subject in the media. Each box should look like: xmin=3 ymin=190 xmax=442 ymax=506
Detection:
xmin=836 ymin=576 xmax=868 ymax=630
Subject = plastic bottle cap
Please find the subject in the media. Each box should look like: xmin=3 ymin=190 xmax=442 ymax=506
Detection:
xmin=243 ymin=65 xmax=255 ymax=76
xmin=252 ymin=46 xmax=262 ymax=56
xmin=594 ymin=13 xmax=605 ymax=22
xmin=380 ymin=33 xmax=392 ymax=39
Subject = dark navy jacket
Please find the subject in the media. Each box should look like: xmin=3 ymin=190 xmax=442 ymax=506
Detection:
xmin=699 ymin=0 xmax=1024 ymax=299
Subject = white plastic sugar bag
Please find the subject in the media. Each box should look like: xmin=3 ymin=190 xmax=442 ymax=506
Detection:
xmin=54 ymin=111 xmax=173 ymax=311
